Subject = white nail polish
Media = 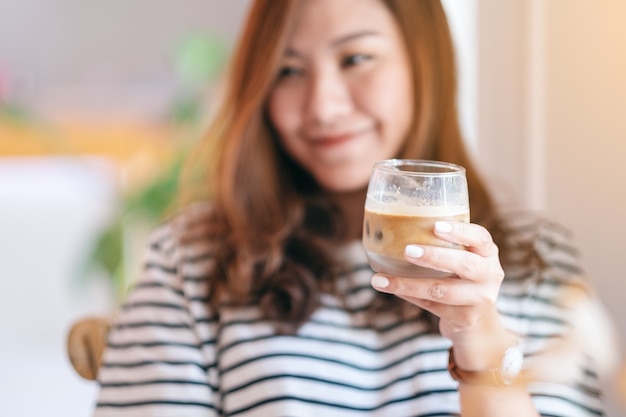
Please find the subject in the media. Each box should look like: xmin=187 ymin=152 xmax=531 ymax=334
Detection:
xmin=405 ymin=245 xmax=424 ymax=258
xmin=435 ymin=221 xmax=452 ymax=233
xmin=371 ymin=275 xmax=389 ymax=288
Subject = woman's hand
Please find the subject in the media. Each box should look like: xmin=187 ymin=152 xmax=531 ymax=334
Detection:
xmin=371 ymin=220 xmax=514 ymax=371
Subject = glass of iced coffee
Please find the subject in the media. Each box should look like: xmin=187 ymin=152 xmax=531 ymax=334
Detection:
xmin=362 ymin=159 xmax=469 ymax=278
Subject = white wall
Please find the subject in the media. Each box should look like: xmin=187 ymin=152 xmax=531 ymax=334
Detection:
xmin=441 ymin=0 xmax=479 ymax=154
xmin=0 ymin=158 xmax=118 ymax=417
xmin=476 ymin=0 xmax=529 ymax=208
xmin=477 ymin=2 xmax=626 ymax=411
xmin=0 ymin=0 xmax=251 ymax=119
xmin=477 ymin=0 xmax=626 ymax=348
xmin=543 ymin=0 xmax=626 ymax=346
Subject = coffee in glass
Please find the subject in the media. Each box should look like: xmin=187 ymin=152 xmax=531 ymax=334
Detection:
xmin=362 ymin=159 xmax=469 ymax=278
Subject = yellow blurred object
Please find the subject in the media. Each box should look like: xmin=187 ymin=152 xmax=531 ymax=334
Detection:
xmin=0 ymin=119 xmax=171 ymax=156
xmin=0 ymin=118 xmax=180 ymax=192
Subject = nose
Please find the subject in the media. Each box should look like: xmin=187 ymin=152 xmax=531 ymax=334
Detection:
xmin=305 ymin=66 xmax=353 ymax=128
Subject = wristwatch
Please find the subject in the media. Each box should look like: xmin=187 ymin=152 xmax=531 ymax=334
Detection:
xmin=448 ymin=343 xmax=524 ymax=387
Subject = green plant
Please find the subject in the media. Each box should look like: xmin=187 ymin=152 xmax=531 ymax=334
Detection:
xmin=85 ymin=152 xmax=186 ymax=300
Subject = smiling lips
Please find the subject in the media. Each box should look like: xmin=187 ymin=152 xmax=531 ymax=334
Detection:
xmin=308 ymin=127 xmax=372 ymax=148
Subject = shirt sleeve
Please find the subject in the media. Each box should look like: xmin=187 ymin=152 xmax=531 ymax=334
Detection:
xmin=93 ymin=221 xmax=219 ymax=417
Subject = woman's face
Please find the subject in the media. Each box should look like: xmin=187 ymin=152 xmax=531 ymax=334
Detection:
xmin=267 ymin=0 xmax=414 ymax=193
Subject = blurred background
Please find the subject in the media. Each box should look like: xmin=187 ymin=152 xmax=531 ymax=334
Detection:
xmin=0 ymin=1 xmax=624 ymax=416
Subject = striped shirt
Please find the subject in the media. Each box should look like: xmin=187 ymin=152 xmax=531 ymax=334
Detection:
xmin=94 ymin=206 xmax=607 ymax=416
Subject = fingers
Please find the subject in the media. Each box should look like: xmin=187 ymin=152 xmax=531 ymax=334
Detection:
xmin=369 ymin=222 xmax=507 ymax=344
xmin=372 ymin=274 xmax=499 ymax=306
xmin=404 ymin=244 xmax=500 ymax=282
xmin=402 ymin=221 xmax=504 ymax=282
xmin=369 ymin=221 xmax=504 ymax=312
xmin=434 ymin=221 xmax=498 ymax=257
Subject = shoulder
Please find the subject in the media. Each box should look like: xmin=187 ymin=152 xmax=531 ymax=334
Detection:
xmin=493 ymin=211 xmax=595 ymax=344
xmin=148 ymin=201 xmax=218 ymax=255
xmin=133 ymin=202 xmax=218 ymax=294
xmin=493 ymin=209 xmax=587 ymax=284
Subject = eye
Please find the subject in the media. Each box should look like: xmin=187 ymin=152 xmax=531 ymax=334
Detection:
xmin=277 ymin=66 xmax=302 ymax=79
xmin=342 ymin=54 xmax=372 ymax=68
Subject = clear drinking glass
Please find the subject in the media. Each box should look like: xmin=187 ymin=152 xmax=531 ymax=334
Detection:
xmin=362 ymin=159 xmax=470 ymax=278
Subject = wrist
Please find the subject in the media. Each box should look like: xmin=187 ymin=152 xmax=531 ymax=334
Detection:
xmin=450 ymin=330 xmax=519 ymax=371
xmin=444 ymin=309 xmax=514 ymax=371
xmin=448 ymin=340 xmax=524 ymax=387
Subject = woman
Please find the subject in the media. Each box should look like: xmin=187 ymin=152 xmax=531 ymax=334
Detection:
xmin=94 ymin=0 xmax=610 ymax=416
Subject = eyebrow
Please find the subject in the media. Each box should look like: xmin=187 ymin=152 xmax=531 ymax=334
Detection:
xmin=285 ymin=30 xmax=381 ymax=57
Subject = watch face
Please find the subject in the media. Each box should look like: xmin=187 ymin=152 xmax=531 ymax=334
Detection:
xmin=501 ymin=344 xmax=524 ymax=385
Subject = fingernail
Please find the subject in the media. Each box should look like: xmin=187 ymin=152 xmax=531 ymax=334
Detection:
xmin=405 ymin=245 xmax=424 ymax=258
xmin=435 ymin=221 xmax=452 ymax=233
xmin=371 ymin=275 xmax=389 ymax=288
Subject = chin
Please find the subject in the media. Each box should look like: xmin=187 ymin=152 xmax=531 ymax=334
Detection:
xmin=317 ymin=175 xmax=370 ymax=194
xmin=306 ymin=161 xmax=372 ymax=192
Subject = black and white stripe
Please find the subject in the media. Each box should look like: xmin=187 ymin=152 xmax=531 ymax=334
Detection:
xmin=94 ymin=207 xmax=607 ymax=416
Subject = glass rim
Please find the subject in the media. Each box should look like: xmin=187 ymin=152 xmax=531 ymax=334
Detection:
xmin=373 ymin=159 xmax=466 ymax=176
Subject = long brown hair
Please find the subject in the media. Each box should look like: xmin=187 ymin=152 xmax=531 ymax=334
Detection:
xmin=181 ymin=0 xmax=497 ymax=333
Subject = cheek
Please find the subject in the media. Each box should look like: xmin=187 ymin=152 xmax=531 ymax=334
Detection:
xmin=267 ymin=88 xmax=305 ymax=161
xmin=267 ymin=91 xmax=285 ymax=133
xmin=388 ymin=69 xmax=413 ymax=141
xmin=267 ymin=88 xmax=299 ymax=137
xmin=359 ymin=68 xmax=413 ymax=141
